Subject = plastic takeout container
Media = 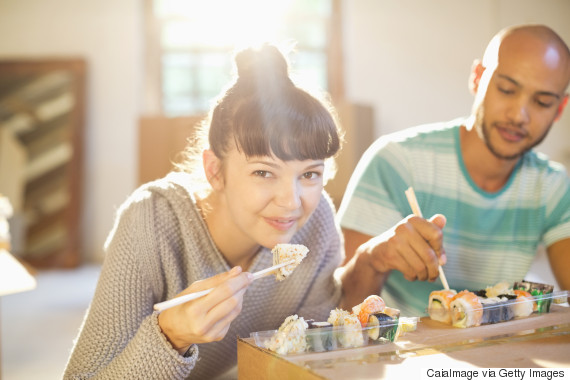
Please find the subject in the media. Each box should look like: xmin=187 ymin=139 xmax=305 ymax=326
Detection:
xmin=250 ymin=316 xmax=419 ymax=355
xmin=427 ymin=290 xmax=568 ymax=329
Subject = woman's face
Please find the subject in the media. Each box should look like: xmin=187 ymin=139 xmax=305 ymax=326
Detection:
xmin=216 ymin=146 xmax=325 ymax=251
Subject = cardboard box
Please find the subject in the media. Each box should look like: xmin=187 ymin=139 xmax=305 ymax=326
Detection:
xmin=138 ymin=115 xmax=204 ymax=185
xmin=325 ymin=101 xmax=374 ymax=209
xmin=238 ymin=337 xmax=326 ymax=379
xmin=237 ymin=305 xmax=570 ymax=379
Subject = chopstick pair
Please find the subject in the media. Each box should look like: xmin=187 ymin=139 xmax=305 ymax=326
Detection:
xmin=153 ymin=259 xmax=296 ymax=312
xmin=404 ymin=186 xmax=450 ymax=291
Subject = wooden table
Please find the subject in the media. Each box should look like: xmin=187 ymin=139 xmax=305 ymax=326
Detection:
xmin=238 ymin=305 xmax=570 ymax=379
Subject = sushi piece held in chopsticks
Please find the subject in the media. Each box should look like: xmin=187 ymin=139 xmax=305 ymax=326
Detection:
xmin=428 ymin=289 xmax=457 ymax=324
xmin=272 ymin=244 xmax=309 ymax=281
xmin=450 ymin=290 xmax=483 ymax=328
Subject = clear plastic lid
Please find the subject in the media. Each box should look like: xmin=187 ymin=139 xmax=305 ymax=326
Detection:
xmin=427 ymin=290 xmax=568 ymax=328
xmin=250 ymin=316 xmax=420 ymax=355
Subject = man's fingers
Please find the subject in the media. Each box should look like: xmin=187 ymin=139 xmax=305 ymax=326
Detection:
xmin=429 ymin=214 xmax=447 ymax=229
xmin=404 ymin=216 xmax=444 ymax=281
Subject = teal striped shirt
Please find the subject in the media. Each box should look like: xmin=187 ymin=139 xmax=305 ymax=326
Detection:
xmin=337 ymin=118 xmax=570 ymax=317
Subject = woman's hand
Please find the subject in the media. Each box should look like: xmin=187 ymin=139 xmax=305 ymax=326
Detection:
xmin=157 ymin=266 xmax=254 ymax=355
xmin=365 ymin=214 xmax=447 ymax=282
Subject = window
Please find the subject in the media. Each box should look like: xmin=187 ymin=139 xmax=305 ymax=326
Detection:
xmin=145 ymin=0 xmax=342 ymax=116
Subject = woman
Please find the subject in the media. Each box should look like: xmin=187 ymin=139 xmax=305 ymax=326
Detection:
xmin=64 ymin=44 xmax=345 ymax=379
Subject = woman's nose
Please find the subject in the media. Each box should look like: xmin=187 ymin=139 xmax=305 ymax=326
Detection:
xmin=275 ymin=180 xmax=301 ymax=209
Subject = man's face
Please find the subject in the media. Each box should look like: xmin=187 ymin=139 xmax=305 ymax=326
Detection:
xmin=473 ymin=33 xmax=569 ymax=161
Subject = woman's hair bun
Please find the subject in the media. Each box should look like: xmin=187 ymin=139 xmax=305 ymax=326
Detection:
xmin=234 ymin=43 xmax=291 ymax=85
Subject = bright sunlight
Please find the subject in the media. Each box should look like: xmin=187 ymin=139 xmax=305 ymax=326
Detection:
xmin=156 ymin=0 xmax=293 ymax=49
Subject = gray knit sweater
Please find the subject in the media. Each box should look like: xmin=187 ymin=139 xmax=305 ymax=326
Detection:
xmin=64 ymin=172 xmax=343 ymax=379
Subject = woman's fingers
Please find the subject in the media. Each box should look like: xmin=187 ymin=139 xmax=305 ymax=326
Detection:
xmin=196 ymin=272 xmax=252 ymax=313
xmin=187 ymin=281 xmax=248 ymax=341
xmin=183 ymin=266 xmax=244 ymax=295
xmin=199 ymin=287 xmax=248 ymax=341
xmin=158 ymin=270 xmax=253 ymax=349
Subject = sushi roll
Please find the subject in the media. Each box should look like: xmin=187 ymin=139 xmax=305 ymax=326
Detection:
xmin=339 ymin=313 xmax=365 ymax=348
xmin=485 ymin=281 xmax=512 ymax=298
xmin=327 ymin=308 xmax=351 ymax=326
xmin=266 ymin=314 xmax=308 ymax=355
xmin=479 ymin=296 xmax=514 ymax=324
xmin=382 ymin=306 xmax=400 ymax=319
xmin=271 ymin=244 xmax=309 ymax=281
xmin=511 ymin=289 xmax=535 ymax=317
xmin=327 ymin=308 xmax=351 ymax=347
xmin=479 ymin=297 xmax=499 ymax=324
xmin=497 ymin=296 xmax=515 ymax=322
xmin=450 ymin=290 xmax=483 ymax=328
xmin=367 ymin=312 xmax=398 ymax=342
xmin=428 ymin=289 xmax=457 ymax=323
xmin=328 ymin=309 xmax=365 ymax=348
xmin=473 ymin=289 xmax=487 ymax=297
xmin=395 ymin=317 xmax=418 ymax=339
xmin=306 ymin=321 xmax=336 ymax=352
xmin=352 ymin=295 xmax=385 ymax=326
xmin=514 ymin=280 xmax=554 ymax=313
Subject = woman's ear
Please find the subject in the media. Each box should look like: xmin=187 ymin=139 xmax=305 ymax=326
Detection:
xmin=468 ymin=59 xmax=485 ymax=95
xmin=203 ymin=149 xmax=224 ymax=190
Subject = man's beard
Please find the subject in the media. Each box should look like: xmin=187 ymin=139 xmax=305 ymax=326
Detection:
xmin=473 ymin=104 xmax=552 ymax=161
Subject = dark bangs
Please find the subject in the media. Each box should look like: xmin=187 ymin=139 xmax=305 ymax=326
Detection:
xmin=231 ymin=90 xmax=341 ymax=161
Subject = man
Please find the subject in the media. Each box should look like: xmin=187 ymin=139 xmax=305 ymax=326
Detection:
xmin=337 ymin=24 xmax=570 ymax=316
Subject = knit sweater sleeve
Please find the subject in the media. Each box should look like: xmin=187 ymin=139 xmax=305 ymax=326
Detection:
xmin=63 ymin=188 xmax=198 ymax=379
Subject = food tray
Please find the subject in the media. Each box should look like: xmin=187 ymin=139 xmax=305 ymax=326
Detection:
xmin=250 ymin=316 xmax=419 ymax=355
xmin=427 ymin=290 xmax=568 ymax=328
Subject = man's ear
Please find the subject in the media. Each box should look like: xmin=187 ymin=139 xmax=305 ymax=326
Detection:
xmin=468 ymin=59 xmax=485 ymax=94
xmin=554 ymin=94 xmax=569 ymax=122
xmin=202 ymin=149 xmax=224 ymax=190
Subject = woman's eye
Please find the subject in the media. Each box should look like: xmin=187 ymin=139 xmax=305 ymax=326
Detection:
xmin=253 ymin=170 xmax=270 ymax=178
xmin=302 ymin=171 xmax=321 ymax=180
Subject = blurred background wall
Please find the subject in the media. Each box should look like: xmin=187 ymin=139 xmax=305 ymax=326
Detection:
xmin=0 ymin=0 xmax=568 ymax=267
xmin=0 ymin=0 xmax=142 ymax=264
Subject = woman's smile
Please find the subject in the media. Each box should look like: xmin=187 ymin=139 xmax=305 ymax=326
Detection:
xmin=264 ymin=216 xmax=298 ymax=231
